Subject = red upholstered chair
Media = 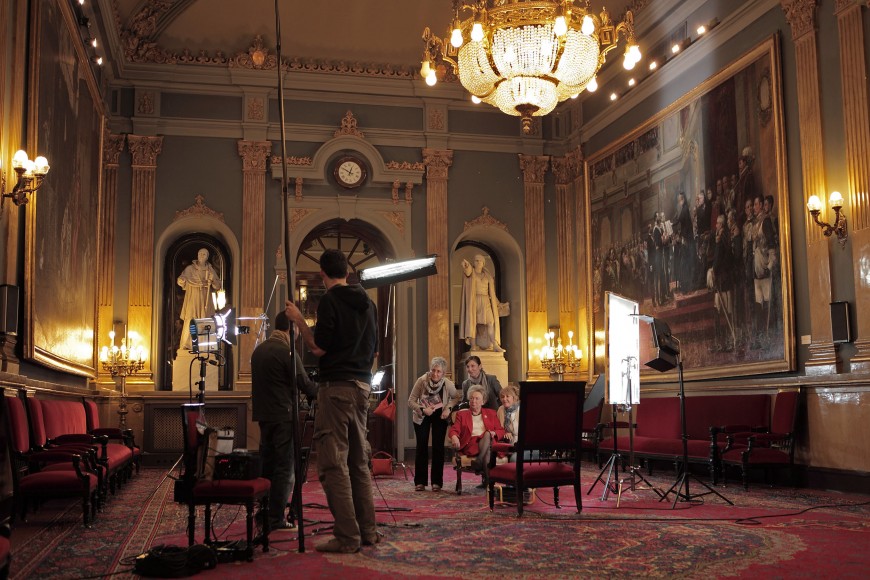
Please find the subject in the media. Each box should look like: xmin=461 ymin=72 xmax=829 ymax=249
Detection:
xmin=487 ymin=381 xmax=584 ymax=516
xmin=720 ymin=390 xmax=800 ymax=489
xmin=82 ymin=399 xmax=141 ymax=475
xmin=179 ymin=403 xmax=270 ymax=560
xmin=27 ymin=398 xmax=132 ymax=496
xmin=3 ymin=395 xmax=99 ymax=527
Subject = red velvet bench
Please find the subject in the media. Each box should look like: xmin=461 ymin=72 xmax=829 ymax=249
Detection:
xmin=598 ymin=394 xmax=771 ymax=483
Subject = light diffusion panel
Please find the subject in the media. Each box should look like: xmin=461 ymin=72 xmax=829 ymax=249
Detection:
xmin=605 ymin=292 xmax=640 ymax=406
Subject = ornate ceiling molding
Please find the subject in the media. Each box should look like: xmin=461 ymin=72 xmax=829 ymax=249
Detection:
xmin=173 ymin=194 xmax=225 ymax=223
xmin=119 ymin=4 xmax=417 ymax=79
xmin=269 ymin=156 xmax=313 ymax=167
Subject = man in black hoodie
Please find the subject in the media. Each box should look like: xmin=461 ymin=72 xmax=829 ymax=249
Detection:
xmin=285 ymin=249 xmax=379 ymax=554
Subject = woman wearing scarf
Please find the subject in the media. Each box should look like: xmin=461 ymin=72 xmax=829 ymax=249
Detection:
xmin=497 ymin=384 xmax=520 ymax=463
xmin=461 ymin=355 xmax=503 ymax=411
xmin=408 ymin=357 xmax=461 ymax=492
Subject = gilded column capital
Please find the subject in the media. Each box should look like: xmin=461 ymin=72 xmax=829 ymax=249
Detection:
xmin=834 ymin=0 xmax=860 ymax=14
xmin=781 ymin=0 xmax=819 ymax=40
xmin=552 ymin=152 xmax=583 ymax=186
xmin=422 ymin=149 xmax=453 ymax=180
xmin=519 ymin=154 xmax=550 ymax=184
xmin=127 ymin=135 xmax=163 ymax=167
xmin=103 ymin=133 xmax=126 ymax=167
xmin=237 ymin=140 xmax=273 ymax=172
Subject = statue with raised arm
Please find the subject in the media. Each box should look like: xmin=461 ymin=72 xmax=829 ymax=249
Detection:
xmin=178 ymin=247 xmax=221 ymax=350
xmin=459 ymin=254 xmax=505 ymax=352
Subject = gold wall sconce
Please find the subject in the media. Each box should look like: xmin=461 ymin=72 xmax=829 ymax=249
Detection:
xmin=806 ymin=191 xmax=848 ymax=248
xmin=1 ymin=150 xmax=50 ymax=207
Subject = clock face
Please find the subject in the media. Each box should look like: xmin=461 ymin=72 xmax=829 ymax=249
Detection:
xmin=335 ymin=157 xmax=366 ymax=188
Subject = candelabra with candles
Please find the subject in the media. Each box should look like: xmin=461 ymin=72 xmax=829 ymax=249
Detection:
xmin=99 ymin=331 xmax=146 ymax=429
xmin=539 ymin=330 xmax=582 ymax=380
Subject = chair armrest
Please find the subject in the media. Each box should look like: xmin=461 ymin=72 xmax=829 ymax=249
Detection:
xmin=748 ymin=432 xmax=792 ymax=447
xmin=51 ymin=434 xmax=95 ymax=445
xmin=491 ymin=442 xmax=514 ymax=454
xmin=91 ymin=427 xmax=123 ymax=439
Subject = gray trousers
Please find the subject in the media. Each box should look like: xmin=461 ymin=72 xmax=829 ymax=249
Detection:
xmin=314 ymin=381 xmax=377 ymax=546
xmin=259 ymin=420 xmax=294 ymax=527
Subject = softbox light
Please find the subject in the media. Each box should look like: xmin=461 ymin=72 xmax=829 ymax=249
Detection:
xmin=359 ymin=255 xmax=438 ymax=289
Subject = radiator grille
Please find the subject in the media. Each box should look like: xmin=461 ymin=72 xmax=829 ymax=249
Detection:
xmin=146 ymin=404 xmax=244 ymax=452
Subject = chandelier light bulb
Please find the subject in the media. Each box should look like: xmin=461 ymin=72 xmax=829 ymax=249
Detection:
xmin=471 ymin=95 xmax=482 ymax=104
xmin=570 ymin=93 xmax=579 ymax=99
xmin=451 ymin=28 xmax=464 ymax=48
xmin=623 ymin=53 xmax=635 ymax=70
xmin=587 ymin=76 xmax=598 ymax=92
xmin=420 ymin=59 xmax=431 ymax=78
xmin=829 ymin=191 xmax=844 ymax=209
xmin=425 ymin=69 xmax=437 ymax=86
xmin=471 ymin=22 xmax=484 ymax=42
xmin=554 ymin=15 xmax=568 ymax=37
xmin=581 ymin=15 xmax=595 ymax=35
xmin=629 ymin=44 xmax=641 ymax=62
xmin=806 ymin=195 xmax=822 ymax=212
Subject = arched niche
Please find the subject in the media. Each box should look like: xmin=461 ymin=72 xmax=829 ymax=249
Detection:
xmin=451 ymin=222 xmax=527 ymax=383
xmin=154 ymin=213 xmax=241 ymax=390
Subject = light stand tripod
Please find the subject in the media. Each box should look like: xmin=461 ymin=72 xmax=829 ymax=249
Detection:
xmin=616 ymin=356 xmax=662 ymax=506
xmin=659 ymin=357 xmax=733 ymax=508
xmin=587 ymin=403 xmax=621 ymax=500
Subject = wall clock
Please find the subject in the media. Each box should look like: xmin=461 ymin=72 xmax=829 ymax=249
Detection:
xmin=333 ymin=155 xmax=367 ymax=189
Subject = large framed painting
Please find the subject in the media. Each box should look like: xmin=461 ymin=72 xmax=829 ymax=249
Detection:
xmin=587 ymin=35 xmax=794 ymax=381
xmin=24 ymin=0 xmax=104 ymax=376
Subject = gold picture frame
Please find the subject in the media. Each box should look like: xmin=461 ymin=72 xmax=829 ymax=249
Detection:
xmin=585 ymin=35 xmax=794 ymax=382
xmin=23 ymin=0 xmax=105 ymax=376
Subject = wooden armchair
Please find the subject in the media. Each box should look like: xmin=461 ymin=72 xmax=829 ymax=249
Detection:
xmin=719 ymin=391 xmax=800 ymax=489
xmin=82 ymin=399 xmax=141 ymax=475
xmin=487 ymin=381 xmax=584 ymax=516
xmin=178 ymin=403 xmax=270 ymax=560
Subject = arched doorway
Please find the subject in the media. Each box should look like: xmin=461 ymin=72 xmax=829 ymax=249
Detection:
xmin=294 ymin=218 xmax=396 ymax=453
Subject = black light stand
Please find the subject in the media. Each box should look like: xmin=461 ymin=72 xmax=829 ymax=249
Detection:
xmin=659 ymin=357 xmax=733 ymax=508
xmin=633 ymin=315 xmax=732 ymax=508
xmin=587 ymin=403 xmax=621 ymax=499
xmin=616 ymin=356 xmax=663 ymax=506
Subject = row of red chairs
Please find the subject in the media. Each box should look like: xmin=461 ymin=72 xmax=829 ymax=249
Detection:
xmin=3 ymin=390 xmax=141 ymax=528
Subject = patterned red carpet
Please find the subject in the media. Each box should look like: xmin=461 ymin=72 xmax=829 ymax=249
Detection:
xmin=10 ymin=463 xmax=870 ymax=579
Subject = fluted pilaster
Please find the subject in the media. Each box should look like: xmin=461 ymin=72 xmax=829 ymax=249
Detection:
xmin=237 ymin=140 xmax=272 ymax=381
xmin=781 ymin=0 xmax=836 ymax=372
xmin=126 ymin=135 xmax=163 ymax=384
xmin=835 ymin=0 xmax=870 ymax=369
xmin=423 ymin=148 xmax=453 ymax=365
xmin=520 ymin=154 xmax=550 ymax=377
xmin=96 ymin=133 xmax=126 ymax=385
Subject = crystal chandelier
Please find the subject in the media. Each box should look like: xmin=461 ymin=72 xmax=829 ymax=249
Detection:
xmin=422 ymin=1 xmax=641 ymax=134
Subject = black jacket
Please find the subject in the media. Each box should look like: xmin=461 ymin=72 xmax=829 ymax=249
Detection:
xmin=251 ymin=333 xmax=316 ymax=422
xmin=314 ymin=284 xmax=377 ymax=382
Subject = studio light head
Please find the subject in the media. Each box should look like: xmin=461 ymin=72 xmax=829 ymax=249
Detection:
xmin=359 ymin=255 xmax=438 ymax=289
xmin=189 ymin=307 xmax=240 ymax=354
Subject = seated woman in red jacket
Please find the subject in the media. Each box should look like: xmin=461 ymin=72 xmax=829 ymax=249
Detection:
xmin=449 ymin=384 xmax=505 ymax=472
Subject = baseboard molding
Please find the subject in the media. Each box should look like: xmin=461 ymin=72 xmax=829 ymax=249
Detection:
xmin=794 ymin=466 xmax=870 ymax=494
